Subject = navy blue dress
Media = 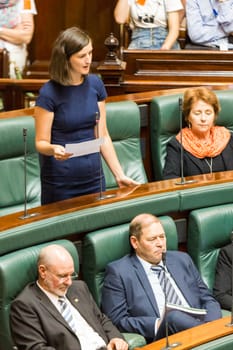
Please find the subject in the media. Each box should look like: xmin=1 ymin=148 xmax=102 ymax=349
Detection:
xmin=36 ymin=74 xmax=107 ymax=204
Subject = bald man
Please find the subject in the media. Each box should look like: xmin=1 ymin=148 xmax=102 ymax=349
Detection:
xmin=10 ymin=244 xmax=128 ymax=350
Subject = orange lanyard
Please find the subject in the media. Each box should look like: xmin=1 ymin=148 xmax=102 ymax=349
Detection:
xmin=24 ymin=0 xmax=32 ymax=10
xmin=136 ymin=0 xmax=147 ymax=5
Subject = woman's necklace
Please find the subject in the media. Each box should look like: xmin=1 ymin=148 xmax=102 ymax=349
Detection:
xmin=204 ymin=157 xmax=213 ymax=174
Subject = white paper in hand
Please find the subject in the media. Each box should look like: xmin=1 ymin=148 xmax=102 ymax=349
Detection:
xmin=65 ymin=137 xmax=105 ymax=158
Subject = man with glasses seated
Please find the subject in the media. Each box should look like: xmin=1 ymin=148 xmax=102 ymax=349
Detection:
xmin=10 ymin=244 xmax=128 ymax=350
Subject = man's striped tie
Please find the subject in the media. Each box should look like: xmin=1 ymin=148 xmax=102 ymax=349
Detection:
xmin=58 ymin=296 xmax=77 ymax=333
xmin=151 ymin=265 xmax=182 ymax=305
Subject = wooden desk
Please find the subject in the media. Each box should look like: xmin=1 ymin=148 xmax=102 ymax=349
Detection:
xmin=1 ymin=170 xmax=233 ymax=233
xmin=135 ymin=316 xmax=233 ymax=350
xmin=121 ymin=49 xmax=233 ymax=94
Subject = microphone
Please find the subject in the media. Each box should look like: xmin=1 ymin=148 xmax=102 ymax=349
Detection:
xmin=95 ymin=112 xmax=115 ymax=201
xmin=161 ymin=252 xmax=181 ymax=350
xmin=175 ymin=97 xmax=197 ymax=186
xmin=226 ymin=231 xmax=233 ymax=327
xmin=19 ymin=128 xmax=39 ymax=220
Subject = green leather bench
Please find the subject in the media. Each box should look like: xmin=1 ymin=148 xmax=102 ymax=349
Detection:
xmin=82 ymin=215 xmax=178 ymax=347
xmin=187 ymin=204 xmax=233 ymax=323
xmin=0 ymin=116 xmax=41 ymax=216
xmin=187 ymin=203 xmax=233 ymax=292
xmin=178 ymin=182 xmax=233 ymax=212
xmin=150 ymin=89 xmax=233 ymax=181
xmin=0 ymin=100 xmax=147 ymax=217
xmin=104 ymin=101 xmax=148 ymax=188
xmin=0 ymin=190 xmax=179 ymax=256
xmin=191 ymin=335 xmax=233 ymax=350
xmin=0 ymin=239 xmax=144 ymax=350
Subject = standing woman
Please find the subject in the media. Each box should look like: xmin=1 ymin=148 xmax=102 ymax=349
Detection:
xmin=0 ymin=0 xmax=37 ymax=78
xmin=114 ymin=0 xmax=184 ymax=50
xmin=34 ymin=27 xmax=138 ymax=205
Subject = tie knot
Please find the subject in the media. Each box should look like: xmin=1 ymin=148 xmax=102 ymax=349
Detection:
xmin=151 ymin=265 xmax=163 ymax=273
xmin=58 ymin=296 xmax=66 ymax=305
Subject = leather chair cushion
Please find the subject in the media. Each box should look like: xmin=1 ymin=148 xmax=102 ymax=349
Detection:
xmin=0 ymin=116 xmax=40 ymax=216
xmin=187 ymin=204 xmax=233 ymax=290
xmin=104 ymin=101 xmax=148 ymax=188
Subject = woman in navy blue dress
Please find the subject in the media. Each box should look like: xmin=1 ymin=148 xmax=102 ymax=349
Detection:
xmin=34 ymin=27 xmax=138 ymax=205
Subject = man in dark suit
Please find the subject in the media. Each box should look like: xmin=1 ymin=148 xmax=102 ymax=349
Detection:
xmin=10 ymin=244 xmax=128 ymax=350
xmin=102 ymin=213 xmax=221 ymax=344
xmin=213 ymin=243 xmax=232 ymax=311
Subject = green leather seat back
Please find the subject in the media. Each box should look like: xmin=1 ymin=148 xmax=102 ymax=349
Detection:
xmin=104 ymin=101 xmax=148 ymax=189
xmin=192 ymin=335 xmax=233 ymax=350
xmin=82 ymin=215 xmax=178 ymax=307
xmin=150 ymin=93 xmax=182 ymax=181
xmin=0 ymin=116 xmax=41 ymax=216
xmin=0 ymin=239 xmax=79 ymax=350
xmin=150 ymin=89 xmax=233 ymax=181
xmin=187 ymin=204 xmax=233 ymax=291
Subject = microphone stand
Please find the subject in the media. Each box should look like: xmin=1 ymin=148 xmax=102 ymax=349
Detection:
xmin=95 ymin=112 xmax=115 ymax=201
xmin=226 ymin=231 xmax=233 ymax=327
xmin=175 ymin=97 xmax=197 ymax=186
xmin=161 ymin=252 xmax=181 ymax=350
xmin=19 ymin=128 xmax=39 ymax=220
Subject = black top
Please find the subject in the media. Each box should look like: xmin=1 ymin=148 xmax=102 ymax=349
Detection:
xmin=163 ymin=134 xmax=233 ymax=179
xmin=213 ymin=243 xmax=232 ymax=311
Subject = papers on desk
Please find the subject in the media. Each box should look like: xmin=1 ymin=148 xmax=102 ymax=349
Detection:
xmin=65 ymin=138 xmax=105 ymax=158
xmin=167 ymin=303 xmax=207 ymax=316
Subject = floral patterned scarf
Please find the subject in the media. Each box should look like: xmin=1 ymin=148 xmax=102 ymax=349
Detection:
xmin=0 ymin=0 xmax=18 ymax=8
xmin=0 ymin=0 xmax=19 ymax=28
xmin=176 ymin=126 xmax=231 ymax=158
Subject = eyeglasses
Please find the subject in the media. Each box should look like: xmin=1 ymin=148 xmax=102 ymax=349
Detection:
xmin=46 ymin=269 xmax=78 ymax=282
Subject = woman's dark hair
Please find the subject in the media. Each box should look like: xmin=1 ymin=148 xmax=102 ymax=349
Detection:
xmin=182 ymin=87 xmax=220 ymax=124
xmin=49 ymin=27 xmax=92 ymax=85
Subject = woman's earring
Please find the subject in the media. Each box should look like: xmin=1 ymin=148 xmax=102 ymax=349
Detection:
xmin=188 ymin=122 xmax=191 ymax=129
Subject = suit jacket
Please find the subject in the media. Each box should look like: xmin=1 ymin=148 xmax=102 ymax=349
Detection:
xmin=102 ymin=251 xmax=221 ymax=343
xmin=213 ymin=243 xmax=232 ymax=310
xmin=10 ymin=280 xmax=123 ymax=350
xmin=163 ymin=133 xmax=233 ymax=180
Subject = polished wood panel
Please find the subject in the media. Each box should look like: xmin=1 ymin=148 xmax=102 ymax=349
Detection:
xmin=0 ymin=81 xmax=231 ymax=111
xmin=26 ymin=0 xmax=119 ymax=77
xmin=106 ymin=85 xmax=232 ymax=104
xmin=0 ymin=49 xmax=9 ymax=78
xmin=0 ymin=83 xmax=195 ymax=111
xmin=0 ymin=78 xmax=47 ymax=110
xmin=123 ymin=50 xmax=233 ymax=77
xmin=1 ymin=170 xmax=233 ymax=233
xmin=134 ymin=316 xmax=233 ymax=350
xmin=120 ymin=50 xmax=233 ymax=94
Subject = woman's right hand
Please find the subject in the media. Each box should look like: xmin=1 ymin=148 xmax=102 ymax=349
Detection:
xmin=53 ymin=145 xmax=73 ymax=161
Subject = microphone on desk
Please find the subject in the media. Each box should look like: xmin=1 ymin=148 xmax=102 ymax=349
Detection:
xmin=95 ymin=112 xmax=115 ymax=201
xmin=175 ymin=97 xmax=197 ymax=186
xmin=226 ymin=230 xmax=233 ymax=327
xmin=161 ymin=252 xmax=181 ymax=350
xmin=19 ymin=128 xmax=39 ymax=220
